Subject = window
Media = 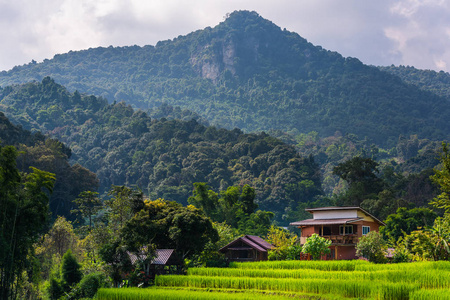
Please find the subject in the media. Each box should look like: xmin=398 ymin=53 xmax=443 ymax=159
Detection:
xmin=362 ymin=226 xmax=370 ymax=235
xmin=339 ymin=225 xmax=353 ymax=235
xmin=320 ymin=226 xmax=331 ymax=236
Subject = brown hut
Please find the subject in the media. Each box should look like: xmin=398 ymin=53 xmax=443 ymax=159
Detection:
xmin=219 ymin=235 xmax=273 ymax=262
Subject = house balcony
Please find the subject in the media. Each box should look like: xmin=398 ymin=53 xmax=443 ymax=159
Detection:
xmin=321 ymin=234 xmax=358 ymax=245
xmin=302 ymin=234 xmax=359 ymax=245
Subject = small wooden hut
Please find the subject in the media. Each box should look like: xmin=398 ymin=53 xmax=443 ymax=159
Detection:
xmin=219 ymin=235 xmax=273 ymax=262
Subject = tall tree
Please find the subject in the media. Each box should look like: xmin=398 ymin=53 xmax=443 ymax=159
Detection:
xmin=431 ymin=143 xmax=450 ymax=213
xmin=105 ymin=186 xmax=144 ymax=233
xmin=333 ymin=156 xmax=383 ymax=206
xmin=72 ymin=191 xmax=102 ymax=232
xmin=0 ymin=145 xmax=55 ymax=299
xmin=122 ymin=199 xmax=218 ymax=259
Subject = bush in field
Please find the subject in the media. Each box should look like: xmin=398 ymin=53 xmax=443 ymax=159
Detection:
xmin=74 ymin=272 xmax=109 ymax=298
xmin=61 ymin=249 xmax=83 ymax=288
xmin=267 ymin=225 xmax=300 ymax=260
xmin=301 ymin=233 xmax=331 ymax=260
xmin=356 ymin=231 xmax=387 ymax=263
xmin=392 ymin=246 xmax=413 ymax=263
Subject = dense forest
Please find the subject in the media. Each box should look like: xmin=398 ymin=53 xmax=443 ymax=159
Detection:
xmin=0 ymin=111 xmax=98 ymax=219
xmin=379 ymin=65 xmax=450 ymax=99
xmin=2 ymin=11 xmax=450 ymax=147
xmin=0 ymin=77 xmax=322 ymax=223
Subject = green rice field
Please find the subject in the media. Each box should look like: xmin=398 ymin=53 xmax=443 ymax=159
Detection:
xmin=96 ymin=260 xmax=450 ymax=299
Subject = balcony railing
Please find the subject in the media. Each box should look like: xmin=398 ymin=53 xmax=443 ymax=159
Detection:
xmin=305 ymin=234 xmax=358 ymax=245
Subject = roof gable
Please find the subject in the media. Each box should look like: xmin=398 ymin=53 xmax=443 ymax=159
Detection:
xmin=290 ymin=206 xmax=385 ymax=226
xmin=219 ymin=235 xmax=273 ymax=253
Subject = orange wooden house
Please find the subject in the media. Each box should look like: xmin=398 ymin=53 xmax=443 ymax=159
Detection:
xmin=290 ymin=207 xmax=385 ymax=260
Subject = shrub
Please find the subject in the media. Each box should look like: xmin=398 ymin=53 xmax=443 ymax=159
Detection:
xmin=77 ymin=272 xmax=108 ymax=298
xmin=61 ymin=249 xmax=83 ymax=288
xmin=301 ymin=233 xmax=331 ymax=260
xmin=356 ymin=231 xmax=387 ymax=263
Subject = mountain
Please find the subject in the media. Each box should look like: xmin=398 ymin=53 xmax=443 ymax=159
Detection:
xmin=379 ymin=65 xmax=450 ymax=99
xmin=1 ymin=11 xmax=450 ymax=147
xmin=0 ymin=78 xmax=323 ymax=223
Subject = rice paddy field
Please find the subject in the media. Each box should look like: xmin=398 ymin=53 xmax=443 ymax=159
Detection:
xmin=96 ymin=260 xmax=450 ymax=299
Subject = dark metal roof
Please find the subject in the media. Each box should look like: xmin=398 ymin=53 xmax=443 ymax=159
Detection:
xmin=152 ymin=249 xmax=175 ymax=265
xmin=128 ymin=249 xmax=176 ymax=265
xmin=219 ymin=235 xmax=273 ymax=253
xmin=289 ymin=218 xmax=363 ymax=226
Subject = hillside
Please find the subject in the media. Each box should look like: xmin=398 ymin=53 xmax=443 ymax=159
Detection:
xmin=1 ymin=11 xmax=450 ymax=147
xmin=0 ymin=111 xmax=98 ymax=219
xmin=0 ymin=78 xmax=322 ymax=222
xmin=379 ymin=65 xmax=450 ymax=98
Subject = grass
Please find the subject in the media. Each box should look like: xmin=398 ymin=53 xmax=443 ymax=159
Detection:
xmin=98 ymin=260 xmax=450 ymax=299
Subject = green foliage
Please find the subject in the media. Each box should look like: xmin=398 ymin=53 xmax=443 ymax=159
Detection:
xmin=0 ymin=145 xmax=55 ymax=299
xmin=356 ymin=231 xmax=388 ymax=263
xmin=266 ymin=225 xmax=300 ymax=260
xmin=105 ymin=186 xmax=144 ymax=233
xmin=333 ymin=156 xmax=383 ymax=206
xmin=122 ymin=199 xmax=218 ymax=260
xmin=0 ymin=79 xmax=321 ymax=222
xmin=301 ymin=233 xmax=332 ymax=260
xmin=391 ymin=246 xmax=413 ymax=263
xmin=61 ymin=249 xmax=83 ymax=289
xmin=381 ymin=207 xmax=437 ymax=241
xmin=380 ymin=65 xmax=450 ymax=99
xmin=47 ymin=276 xmax=64 ymax=300
xmin=0 ymin=110 xmax=98 ymax=220
xmin=71 ymin=191 xmax=102 ymax=231
xmin=35 ymin=216 xmax=80 ymax=280
xmin=188 ymin=183 xmax=273 ymax=235
xmin=431 ymin=143 xmax=450 ymax=213
xmin=73 ymin=272 xmax=108 ymax=299
xmin=193 ymin=222 xmax=239 ymax=268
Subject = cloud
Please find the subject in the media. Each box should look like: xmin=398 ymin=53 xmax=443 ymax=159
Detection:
xmin=0 ymin=0 xmax=450 ymax=72
xmin=385 ymin=0 xmax=450 ymax=70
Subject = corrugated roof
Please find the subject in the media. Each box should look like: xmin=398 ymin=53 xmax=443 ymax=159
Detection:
xmin=289 ymin=218 xmax=363 ymax=226
xmin=128 ymin=249 xmax=175 ymax=265
xmin=152 ymin=249 xmax=175 ymax=265
xmin=219 ymin=235 xmax=273 ymax=253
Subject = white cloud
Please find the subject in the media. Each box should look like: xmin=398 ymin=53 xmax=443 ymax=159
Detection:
xmin=385 ymin=0 xmax=450 ymax=70
xmin=0 ymin=0 xmax=450 ymax=72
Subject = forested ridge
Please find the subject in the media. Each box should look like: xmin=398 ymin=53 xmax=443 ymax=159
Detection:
xmin=1 ymin=11 xmax=450 ymax=147
xmin=379 ymin=65 xmax=450 ymax=98
xmin=0 ymin=77 xmax=322 ymax=222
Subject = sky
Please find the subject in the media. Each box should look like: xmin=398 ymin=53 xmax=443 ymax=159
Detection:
xmin=1 ymin=0 xmax=450 ymax=72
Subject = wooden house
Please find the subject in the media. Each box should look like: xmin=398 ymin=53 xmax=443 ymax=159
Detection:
xmin=219 ymin=235 xmax=273 ymax=262
xmin=290 ymin=207 xmax=385 ymax=260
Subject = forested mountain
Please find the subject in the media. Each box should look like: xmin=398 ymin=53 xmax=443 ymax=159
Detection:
xmin=0 ymin=111 xmax=98 ymax=219
xmin=0 ymin=78 xmax=322 ymax=223
xmin=1 ymin=11 xmax=450 ymax=147
xmin=379 ymin=65 xmax=450 ymax=99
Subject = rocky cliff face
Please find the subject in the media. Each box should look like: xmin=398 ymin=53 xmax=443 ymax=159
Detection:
xmin=190 ymin=39 xmax=238 ymax=83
